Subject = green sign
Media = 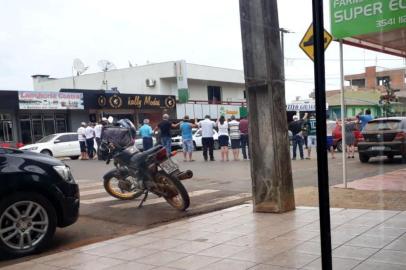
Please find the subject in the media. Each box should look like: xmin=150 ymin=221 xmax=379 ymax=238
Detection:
xmin=330 ymin=0 xmax=406 ymax=39
xmin=178 ymin=88 xmax=189 ymax=103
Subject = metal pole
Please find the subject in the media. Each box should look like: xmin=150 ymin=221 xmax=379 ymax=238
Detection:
xmin=339 ymin=40 xmax=347 ymax=188
xmin=311 ymin=0 xmax=332 ymax=269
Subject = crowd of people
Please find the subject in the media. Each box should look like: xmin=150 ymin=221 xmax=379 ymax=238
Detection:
xmin=288 ymin=109 xmax=373 ymax=160
xmin=138 ymin=114 xmax=250 ymax=162
xmin=78 ymin=109 xmax=373 ymax=163
xmin=76 ymin=118 xmax=107 ymax=160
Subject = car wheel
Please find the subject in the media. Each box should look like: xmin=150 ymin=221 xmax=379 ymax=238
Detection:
xmin=336 ymin=141 xmax=343 ymax=153
xmin=40 ymin=150 xmax=52 ymax=156
xmin=0 ymin=192 xmax=57 ymax=257
xmin=359 ymin=154 xmax=369 ymax=163
xmin=214 ymin=140 xmax=220 ymax=150
xmin=70 ymin=156 xmax=80 ymax=160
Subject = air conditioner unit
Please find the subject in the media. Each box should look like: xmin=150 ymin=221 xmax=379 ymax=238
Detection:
xmin=146 ymin=79 xmax=156 ymax=87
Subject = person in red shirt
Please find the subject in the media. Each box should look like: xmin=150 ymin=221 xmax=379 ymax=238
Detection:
xmin=239 ymin=116 xmax=250 ymax=160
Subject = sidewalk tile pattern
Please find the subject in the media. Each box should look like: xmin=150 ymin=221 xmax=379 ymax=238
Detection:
xmin=3 ymin=204 xmax=406 ymax=269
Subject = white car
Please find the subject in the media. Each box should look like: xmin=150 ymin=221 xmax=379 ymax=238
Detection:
xmin=193 ymin=128 xmax=220 ymax=150
xmin=134 ymin=137 xmax=157 ymax=150
xmin=20 ymin=132 xmax=85 ymax=159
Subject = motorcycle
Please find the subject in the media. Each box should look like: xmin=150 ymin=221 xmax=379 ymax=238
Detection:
xmin=101 ymin=143 xmax=193 ymax=211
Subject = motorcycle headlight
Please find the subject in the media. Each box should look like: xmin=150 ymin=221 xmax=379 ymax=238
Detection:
xmin=53 ymin=165 xmax=75 ymax=183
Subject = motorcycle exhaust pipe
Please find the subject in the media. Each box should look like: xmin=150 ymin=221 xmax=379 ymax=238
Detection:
xmin=176 ymin=170 xmax=193 ymax=180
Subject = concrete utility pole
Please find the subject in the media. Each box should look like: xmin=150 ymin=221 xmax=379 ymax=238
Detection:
xmin=239 ymin=0 xmax=295 ymax=213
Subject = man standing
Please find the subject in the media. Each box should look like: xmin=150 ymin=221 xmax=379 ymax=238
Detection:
xmin=156 ymin=114 xmax=175 ymax=156
xmin=229 ymin=115 xmax=241 ymax=161
xmin=288 ymin=113 xmax=308 ymax=160
xmin=176 ymin=115 xmax=197 ymax=162
xmin=139 ymin=119 xmax=154 ymax=151
xmin=85 ymin=122 xmax=95 ymax=160
xmin=94 ymin=118 xmax=106 ymax=160
xmin=77 ymin=122 xmax=87 ymax=160
xmin=357 ymin=109 xmax=373 ymax=131
xmin=198 ymin=115 xmax=216 ymax=161
xmin=306 ymin=114 xmax=317 ymax=159
xmin=239 ymin=115 xmax=250 ymax=160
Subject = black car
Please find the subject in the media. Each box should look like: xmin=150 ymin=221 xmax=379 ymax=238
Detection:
xmin=0 ymin=147 xmax=79 ymax=256
xmin=358 ymin=117 xmax=406 ymax=163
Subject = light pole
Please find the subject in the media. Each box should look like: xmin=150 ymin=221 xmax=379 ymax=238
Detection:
xmin=279 ymin=28 xmax=293 ymax=78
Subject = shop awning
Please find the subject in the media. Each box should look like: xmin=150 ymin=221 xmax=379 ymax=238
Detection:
xmin=341 ymin=28 xmax=406 ymax=58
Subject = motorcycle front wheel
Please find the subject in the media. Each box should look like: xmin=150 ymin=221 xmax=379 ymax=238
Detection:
xmin=103 ymin=171 xmax=144 ymax=200
xmin=155 ymin=172 xmax=190 ymax=211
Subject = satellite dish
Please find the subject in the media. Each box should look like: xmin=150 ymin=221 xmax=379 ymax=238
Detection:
xmin=73 ymin=58 xmax=88 ymax=75
xmin=97 ymin=60 xmax=116 ymax=72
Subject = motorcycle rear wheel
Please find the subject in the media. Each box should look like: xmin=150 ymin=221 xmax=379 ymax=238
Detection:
xmin=104 ymin=173 xmax=144 ymax=200
xmin=155 ymin=172 xmax=190 ymax=211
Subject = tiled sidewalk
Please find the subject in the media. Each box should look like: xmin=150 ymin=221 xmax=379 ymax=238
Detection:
xmin=335 ymin=168 xmax=406 ymax=191
xmin=4 ymin=205 xmax=406 ymax=270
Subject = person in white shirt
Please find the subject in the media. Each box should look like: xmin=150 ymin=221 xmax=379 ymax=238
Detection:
xmin=77 ymin=122 xmax=87 ymax=160
xmin=217 ymin=115 xmax=229 ymax=162
xmin=198 ymin=115 xmax=216 ymax=161
xmin=85 ymin=122 xmax=95 ymax=159
xmin=229 ymin=115 xmax=241 ymax=161
xmin=94 ymin=118 xmax=106 ymax=160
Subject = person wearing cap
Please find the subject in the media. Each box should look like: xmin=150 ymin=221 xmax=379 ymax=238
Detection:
xmin=139 ymin=118 xmax=154 ymax=151
xmin=288 ymin=113 xmax=308 ymax=160
xmin=77 ymin=122 xmax=88 ymax=160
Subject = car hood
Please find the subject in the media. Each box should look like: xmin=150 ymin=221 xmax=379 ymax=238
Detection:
xmin=15 ymin=149 xmax=64 ymax=166
xmin=20 ymin=143 xmax=47 ymax=149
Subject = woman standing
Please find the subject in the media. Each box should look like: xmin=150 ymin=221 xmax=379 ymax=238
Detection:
xmin=217 ymin=115 xmax=230 ymax=162
xmin=345 ymin=119 xmax=356 ymax=158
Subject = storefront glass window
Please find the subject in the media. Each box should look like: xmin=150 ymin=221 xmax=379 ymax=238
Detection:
xmin=32 ymin=120 xmax=43 ymax=142
xmin=20 ymin=120 xmax=32 ymax=144
xmin=0 ymin=114 xmax=13 ymax=142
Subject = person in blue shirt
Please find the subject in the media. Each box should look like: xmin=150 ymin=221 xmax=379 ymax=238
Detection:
xmin=357 ymin=109 xmax=373 ymax=131
xmin=174 ymin=115 xmax=197 ymax=162
xmin=139 ymin=119 xmax=153 ymax=151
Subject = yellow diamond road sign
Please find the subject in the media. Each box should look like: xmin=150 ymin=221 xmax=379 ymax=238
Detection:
xmin=299 ymin=23 xmax=333 ymax=61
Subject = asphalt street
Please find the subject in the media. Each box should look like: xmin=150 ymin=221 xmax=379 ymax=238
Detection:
xmin=1 ymin=149 xmax=404 ymax=265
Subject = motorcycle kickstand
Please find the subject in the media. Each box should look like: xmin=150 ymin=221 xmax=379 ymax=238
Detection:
xmin=138 ymin=190 xmax=149 ymax=208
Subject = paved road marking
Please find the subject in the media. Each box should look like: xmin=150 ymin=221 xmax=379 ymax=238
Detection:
xmin=109 ymin=189 xmax=221 ymax=209
xmin=81 ymin=189 xmax=220 ymax=205
xmin=78 ymin=183 xmax=103 ymax=189
xmin=80 ymin=189 xmax=106 ymax=196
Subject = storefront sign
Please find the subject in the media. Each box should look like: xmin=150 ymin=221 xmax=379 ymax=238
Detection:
xmin=331 ymin=0 xmax=406 ymax=38
xmin=95 ymin=94 xmax=176 ymax=110
xmin=18 ymin=91 xmax=84 ymax=110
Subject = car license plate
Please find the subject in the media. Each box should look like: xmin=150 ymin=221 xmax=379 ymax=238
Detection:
xmin=371 ymin=146 xmax=386 ymax=151
xmin=160 ymin=159 xmax=178 ymax=174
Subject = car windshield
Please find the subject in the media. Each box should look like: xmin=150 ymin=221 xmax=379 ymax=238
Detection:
xmin=37 ymin=134 xmax=58 ymax=143
xmin=364 ymin=120 xmax=401 ymax=132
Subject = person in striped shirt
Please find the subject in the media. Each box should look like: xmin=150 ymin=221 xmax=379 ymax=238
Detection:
xmin=228 ymin=115 xmax=241 ymax=161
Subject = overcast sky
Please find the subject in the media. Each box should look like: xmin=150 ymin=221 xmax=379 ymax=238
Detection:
xmin=0 ymin=0 xmax=404 ymax=102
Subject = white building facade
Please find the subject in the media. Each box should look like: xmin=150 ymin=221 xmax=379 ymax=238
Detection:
xmin=32 ymin=61 xmax=247 ymax=120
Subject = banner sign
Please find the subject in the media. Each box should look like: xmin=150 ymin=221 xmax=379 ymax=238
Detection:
xmin=175 ymin=60 xmax=189 ymax=103
xmin=330 ymin=0 xmax=406 ymax=38
xmin=286 ymin=103 xmax=329 ymax=112
xmin=19 ymin=91 xmax=84 ymax=110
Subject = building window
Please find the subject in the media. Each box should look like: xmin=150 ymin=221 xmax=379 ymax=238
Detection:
xmin=18 ymin=113 xmax=67 ymax=144
xmin=0 ymin=114 xmax=13 ymax=142
xmin=243 ymin=90 xmax=247 ymax=99
xmin=351 ymin=79 xmax=365 ymax=88
xmin=377 ymin=76 xmax=390 ymax=86
xmin=208 ymin=86 xmax=222 ymax=104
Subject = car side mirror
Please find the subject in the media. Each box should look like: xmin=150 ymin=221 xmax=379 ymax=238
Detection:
xmin=54 ymin=139 xmax=61 ymax=144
